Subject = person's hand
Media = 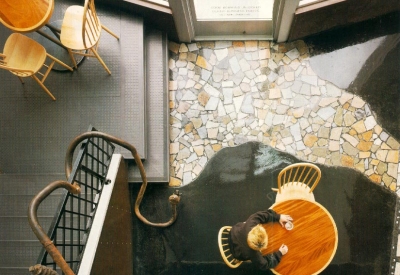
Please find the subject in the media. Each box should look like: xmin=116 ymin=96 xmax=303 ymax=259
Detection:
xmin=279 ymin=214 xmax=293 ymax=227
xmin=279 ymin=244 xmax=288 ymax=255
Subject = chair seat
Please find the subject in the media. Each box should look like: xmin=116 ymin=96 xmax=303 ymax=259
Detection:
xmin=60 ymin=5 xmax=101 ymax=50
xmin=4 ymin=33 xmax=47 ymax=76
xmin=275 ymin=183 xmax=315 ymax=203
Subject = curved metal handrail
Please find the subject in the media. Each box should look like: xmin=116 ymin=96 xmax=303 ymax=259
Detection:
xmin=28 ymin=131 xmax=181 ymax=275
xmin=28 ymin=181 xmax=81 ymax=275
xmin=64 ymin=131 xmax=181 ymax=227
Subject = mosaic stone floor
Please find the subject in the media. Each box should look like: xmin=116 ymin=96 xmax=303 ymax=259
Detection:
xmin=167 ymin=39 xmax=400 ymax=194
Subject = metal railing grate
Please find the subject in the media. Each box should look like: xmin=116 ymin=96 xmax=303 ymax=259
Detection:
xmin=37 ymin=128 xmax=115 ymax=273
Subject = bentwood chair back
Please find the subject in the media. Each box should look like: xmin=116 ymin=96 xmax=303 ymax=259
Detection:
xmin=60 ymin=0 xmax=119 ymax=74
xmin=272 ymin=163 xmax=321 ymax=203
xmin=218 ymin=226 xmax=243 ymax=268
xmin=0 ymin=33 xmax=73 ymax=101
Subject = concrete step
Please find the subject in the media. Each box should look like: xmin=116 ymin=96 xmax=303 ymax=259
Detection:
xmin=128 ymin=28 xmax=170 ymax=183
xmin=0 ymin=217 xmax=53 ymax=241
xmin=0 ymin=240 xmax=42 ymax=267
xmin=0 ymin=174 xmax=64 ymax=195
xmin=0 ymin=194 xmax=62 ymax=216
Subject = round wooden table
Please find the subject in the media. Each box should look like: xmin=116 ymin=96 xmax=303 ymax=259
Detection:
xmin=262 ymin=199 xmax=338 ymax=275
xmin=0 ymin=0 xmax=54 ymax=32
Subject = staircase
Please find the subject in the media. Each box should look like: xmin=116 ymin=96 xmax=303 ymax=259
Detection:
xmin=0 ymin=6 xmax=169 ymax=274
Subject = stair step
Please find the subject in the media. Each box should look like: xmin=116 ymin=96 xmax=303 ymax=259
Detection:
xmin=118 ymin=13 xmax=147 ymax=159
xmin=0 ymin=241 xmax=42 ymax=267
xmin=0 ymin=267 xmax=36 ymax=275
xmin=0 ymin=174 xmax=64 ymax=195
xmin=0 ymin=194 xmax=63 ymax=216
xmin=0 ymin=216 xmax=54 ymax=241
xmin=128 ymin=28 xmax=169 ymax=183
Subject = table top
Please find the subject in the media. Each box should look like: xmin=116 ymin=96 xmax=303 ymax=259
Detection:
xmin=262 ymin=199 xmax=338 ymax=275
xmin=0 ymin=0 xmax=54 ymax=32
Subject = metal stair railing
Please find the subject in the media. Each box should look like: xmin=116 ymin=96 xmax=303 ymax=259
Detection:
xmin=28 ymin=128 xmax=181 ymax=275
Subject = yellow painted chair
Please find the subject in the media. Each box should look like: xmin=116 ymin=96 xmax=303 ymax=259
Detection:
xmin=60 ymin=0 xmax=119 ymax=74
xmin=272 ymin=163 xmax=321 ymax=203
xmin=0 ymin=33 xmax=73 ymax=101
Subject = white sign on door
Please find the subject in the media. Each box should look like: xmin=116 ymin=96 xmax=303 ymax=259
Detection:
xmin=193 ymin=0 xmax=274 ymax=21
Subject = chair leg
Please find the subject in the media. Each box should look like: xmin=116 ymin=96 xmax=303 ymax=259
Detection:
xmin=67 ymin=48 xmax=78 ymax=69
xmin=47 ymin=54 xmax=74 ymax=72
xmin=17 ymin=76 xmax=24 ymax=84
xmin=31 ymin=75 xmax=56 ymax=101
xmin=90 ymin=48 xmax=111 ymax=75
xmin=102 ymin=25 xmax=119 ymax=40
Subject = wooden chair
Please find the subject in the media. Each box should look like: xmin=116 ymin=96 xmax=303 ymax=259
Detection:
xmin=60 ymin=0 xmax=119 ymax=74
xmin=0 ymin=33 xmax=73 ymax=101
xmin=218 ymin=226 xmax=243 ymax=268
xmin=272 ymin=163 xmax=321 ymax=203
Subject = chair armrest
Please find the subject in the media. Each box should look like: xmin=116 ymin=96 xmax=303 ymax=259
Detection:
xmin=271 ymin=188 xmax=279 ymax=192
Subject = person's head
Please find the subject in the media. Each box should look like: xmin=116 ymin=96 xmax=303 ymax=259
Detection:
xmin=247 ymin=224 xmax=268 ymax=251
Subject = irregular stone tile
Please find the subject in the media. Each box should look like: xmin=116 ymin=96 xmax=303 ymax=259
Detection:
xmin=245 ymin=70 xmax=256 ymax=80
xmin=176 ymin=147 xmax=191 ymax=161
xmin=351 ymin=96 xmax=365 ymax=108
xmin=379 ymin=131 xmax=389 ymax=142
xmin=291 ymin=107 xmax=304 ymax=118
xmin=239 ymin=58 xmax=251 ymax=72
xmin=326 ymin=83 xmax=342 ymax=97
xmin=272 ymin=114 xmax=286 ymax=125
xmin=169 ymin=175 xmax=182 ymax=186
xmin=214 ymin=48 xmax=228 ymax=61
xmin=357 ymin=140 xmax=373 ymax=151
xmin=286 ymin=48 xmax=300 ymax=60
xmin=319 ymin=97 xmax=338 ymax=107
xmin=245 ymin=41 xmax=258 ymax=51
xmin=205 ymin=97 xmax=219 ymax=110
xmin=387 ymin=163 xmax=398 ymax=178
xmin=285 ymin=71 xmax=295 ymax=81
xmin=269 ymin=88 xmax=281 ymax=99
xmin=376 ymin=149 xmax=388 ymax=162
xmin=177 ymin=101 xmax=191 ymax=113
xmin=181 ymin=90 xmax=197 ymax=101
xmin=304 ymin=134 xmax=318 ymax=147
xmin=343 ymin=112 xmax=356 ymax=126
xmin=343 ymin=141 xmax=359 ymax=156
xmin=317 ymin=106 xmax=336 ymax=120
xmin=387 ymin=150 xmax=399 ymax=163
xmin=268 ymin=59 xmax=278 ymax=71
xmin=217 ymin=100 xmax=227 ymax=116
xmin=229 ymin=56 xmax=241 ymax=74
xmin=196 ymin=55 xmax=212 ymax=70
xmin=368 ymin=173 xmax=381 ymax=183
xmin=342 ymin=133 xmax=359 ymax=147
xmin=198 ymin=91 xmax=210 ymax=106
xmin=201 ymin=68 xmax=212 ymax=81
xmin=352 ymin=120 xmax=367 ymax=133
xmin=212 ymin=67 xmax=224 ymax=82
xmin=241 ymin=94 xmax=254 ymax=114
xmin=341 ymin=155 xmax=354 ymax=167
xmin=387 ymin=137 xmax=400 ymax=149
xmin=330 ymin=127 xmax=342 ymax=140
xmin=176 ymin=59 xmax=188 ymax=68
xmin=301 ymin=75 xmax=318 ymax=86
xmin=329 ymin=140 xmax=340 ymax=151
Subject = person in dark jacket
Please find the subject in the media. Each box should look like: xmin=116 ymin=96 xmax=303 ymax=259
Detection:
xmin=228 ymin=210 xmax=292 ymax=270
